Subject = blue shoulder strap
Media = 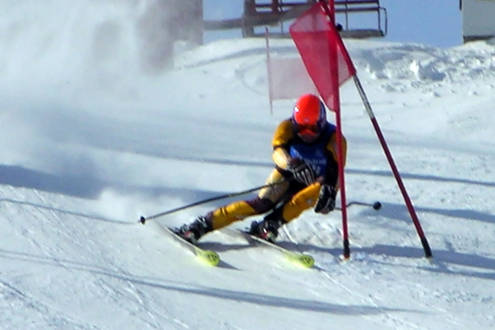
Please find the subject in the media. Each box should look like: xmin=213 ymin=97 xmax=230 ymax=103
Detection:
xmin=288 ymin=123 xmax=336 ymax=177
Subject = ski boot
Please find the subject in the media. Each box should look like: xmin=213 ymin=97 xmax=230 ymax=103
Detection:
xmin=248 ymin=217 xmax=284 ymax=243
xmin=175 ymin=216 xmax=212 ymax=245
xmin=248 ymin=204 xmax=287 ymax=243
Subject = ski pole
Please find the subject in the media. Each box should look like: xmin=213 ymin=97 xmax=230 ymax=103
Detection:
xmin=139 ymin=180 xmax=287 ymax=224
xmin=342 ymin=200 xmax=382 ymax=210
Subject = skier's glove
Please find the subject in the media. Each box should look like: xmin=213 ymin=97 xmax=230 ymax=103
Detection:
xmin=287 ymin=158 xmax=315 ymax=186
xmin=314 ymin=184 xmax=337 ymax=214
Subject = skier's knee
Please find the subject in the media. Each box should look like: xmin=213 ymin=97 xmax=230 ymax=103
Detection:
xmin=282 ymin=184 xmax=320 ymax=221
xmin=247 ymin=197 xmax=275 ymax=214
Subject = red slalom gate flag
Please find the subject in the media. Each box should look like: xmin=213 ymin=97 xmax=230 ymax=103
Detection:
xmin=289 ymin=2 xmax=356 ymax=111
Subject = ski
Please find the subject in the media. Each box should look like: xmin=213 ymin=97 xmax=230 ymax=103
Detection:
xmin=155 ymin=222 xmax=220 ymax=267
xmin=236 ymin=230 xmax=315 ymax=268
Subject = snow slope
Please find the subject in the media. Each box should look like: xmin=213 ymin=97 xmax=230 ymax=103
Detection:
xmin=1 ymin=2 xmax=495 ymax=329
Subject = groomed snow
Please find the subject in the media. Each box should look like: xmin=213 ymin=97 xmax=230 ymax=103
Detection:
xmin=1 ymin=2 xmax=494 ymax=329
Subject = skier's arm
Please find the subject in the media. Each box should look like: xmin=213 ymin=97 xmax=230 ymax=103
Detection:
xmin=319 ymin=132 xmax=347 ymax=189
xmin=272 ymin=147 xmax=291 ymax=169
xmin=326 ymin=132 xmax=347 ymax=168
xmin=271 ymin=119 xmax=295 ymax=169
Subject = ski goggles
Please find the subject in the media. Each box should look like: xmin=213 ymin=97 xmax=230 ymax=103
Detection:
xmin=295 ymin=123 xmax=321 ymax=138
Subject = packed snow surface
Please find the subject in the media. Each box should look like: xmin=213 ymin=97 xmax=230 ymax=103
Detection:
xmin=1 ymin=2 xmax=494 ymax=329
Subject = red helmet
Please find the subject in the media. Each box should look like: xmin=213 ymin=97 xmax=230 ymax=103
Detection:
xmin=292 ymin=94 xmax=327 ymax=140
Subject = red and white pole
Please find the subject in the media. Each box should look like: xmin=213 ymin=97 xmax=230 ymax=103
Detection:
xmin=353 ymin=75 xmax=433 ymax=258
xmin=319 ymin=0 xmax=351 ymax=259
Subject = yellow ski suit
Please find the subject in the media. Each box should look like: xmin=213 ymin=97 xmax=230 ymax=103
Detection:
xmin=207 ymin=118 xmax=346 ymax=230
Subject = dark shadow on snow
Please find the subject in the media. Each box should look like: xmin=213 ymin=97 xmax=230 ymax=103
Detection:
xmin=280 ymin=241 xmax=495 ymax=281
xmin=0 ymin=165 xmax=102 ymax=199
xmin=157 ymin=156 xmax=495 ymax=190
xmin=347 ymin=168 xmax=495 ymax=188
xmin=1 ymin=163 xmax=493 ymax=205
xmin=1 ymin=164 xmax=493 ymax=231
xmin=0 ymin=248 xmax=417 ymax=316
xmin=0 ymin=164 xmax=235 ymax=205
xmin=358 ymin=201 xmax=494 ymax=225
xmin=357 ymin=245 xmax=495 ymax=281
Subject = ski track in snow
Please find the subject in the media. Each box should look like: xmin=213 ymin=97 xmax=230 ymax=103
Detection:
xmin=1 ymin=2 xmax=495 ymax=329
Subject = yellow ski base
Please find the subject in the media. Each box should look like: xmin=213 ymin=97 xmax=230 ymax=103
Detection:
xmin=286 ymin=253 xmax=315 ymax=268
xmin=153 ymin=222 xmax=221 ymax=267
xmin=239 ymin=230 xmax=315 ymax=269
xmin=194 ymin=247 xmax=220 ymax=267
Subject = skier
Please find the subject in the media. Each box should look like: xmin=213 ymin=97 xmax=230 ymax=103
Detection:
xmin=176 ymin=93 xmax=346 ymax=244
